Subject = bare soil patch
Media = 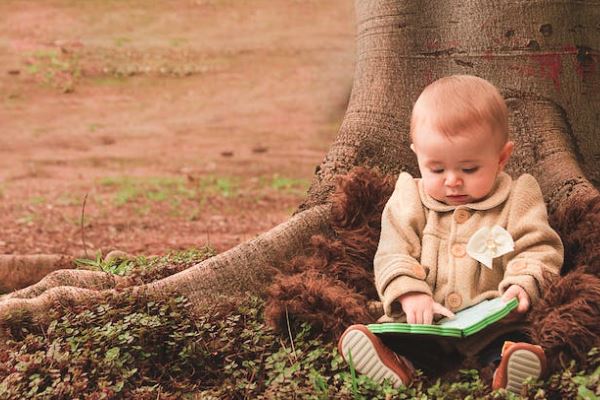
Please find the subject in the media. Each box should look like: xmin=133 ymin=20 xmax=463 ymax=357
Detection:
xmin=0 ymin=0 xmax=355 ymax=255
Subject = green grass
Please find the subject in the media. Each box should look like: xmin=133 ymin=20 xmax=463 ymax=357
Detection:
xmin=56 ymin=193 xmax=81 ymax=206
xmin=267 ymin=174 xmax=310 ymax=194
xmin=113 ymin=36 xmax=131 ymax=47
xmin=29 ymin=196 xmax=46 ymax=205
xmin=15 ymin=213 xmax=35 ymax=225
xmin=25 ymin=49 xmax=81 ymax=93
xmin=74 ymin=247 xmax=216 ymax=277
xmin=198 ymin=176 xmax=240 ymax=199
xmin=96 ymin=174 xmax=307 ymax=214
xmin=98 ymin=176 xmax=195 ymax=207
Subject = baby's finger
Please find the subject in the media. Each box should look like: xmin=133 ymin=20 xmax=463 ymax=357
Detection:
xmin=415 ymin=311 xmax=423 ymax=325
xmin=517 ymin=291 xmax=530 ymax=313
xmin=423 ymin=309 xmax=433 ymax=325
xmin=502 ymin=285 xmax=520 ymax=301
xmin=433 ymin=302 xmax=456 ymax=319
xmin=406 ymin=311 xmax=416 ymax=324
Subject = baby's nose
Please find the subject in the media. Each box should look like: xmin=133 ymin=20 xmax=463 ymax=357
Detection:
xmin=445 ymin=174 xmax=463 ymax=187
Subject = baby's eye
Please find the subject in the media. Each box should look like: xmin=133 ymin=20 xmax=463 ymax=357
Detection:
xmin=462 ymin=167 xmax=479 ymax=174
xmin=430 ymin=168 xmax=444 ymax=174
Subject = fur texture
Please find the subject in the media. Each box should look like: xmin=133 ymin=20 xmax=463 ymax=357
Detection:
xmin=264 ymin=167 xmax=600 ymax=373
xmin=551 ymin=192 xmax=600 ymax=275
xmin=527 ymin=269 xmax=600 ymax=371
xmin=264 ymin=168 xmax=394 ymax=337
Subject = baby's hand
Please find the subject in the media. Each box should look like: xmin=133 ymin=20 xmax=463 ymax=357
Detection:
xmin=399 ymin=292 xmax=455 ymax=324
xmin=502 ymin=284 xmax=530 ymax=314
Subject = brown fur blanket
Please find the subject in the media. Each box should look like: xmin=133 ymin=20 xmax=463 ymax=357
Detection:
xmin=264 ymin=167 xmax=600 ymax=373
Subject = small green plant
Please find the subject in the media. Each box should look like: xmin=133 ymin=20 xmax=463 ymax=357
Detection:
xmin=98 ymin=176 xmax=196 ymax=207
xmin=29 ymin=195 xmax=46 ymax=205
xmin=73 ymin=247 xmax=216 ymax=279
xmin=198 ymin=176 xmax=240 ymax=198
xmin=88 ymin=123 xmax=102 ymax=133
xmin=573 ymin=348 xmax=600 ymax=400
xmin=113 ymin=36 xmax=131 ymax=47
xmin=268 ymin=174 xmax=310 ymax=194
xmin=16 ymin=213 xmax=35 ymax=225
xmin=56 ymin=193 xmax=80 ymax=206
xmin=169 ymin=37 xmax=189 ymax=47
xmin=74 ymin=251 xmax=134 ymax=276
xmin=25 ymin=48 xmax=81 ymax=93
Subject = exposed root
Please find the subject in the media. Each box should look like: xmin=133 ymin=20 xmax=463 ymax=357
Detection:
xmin=1 ymin=269 xmax=125 ymax=301
xmin=0 ymin=205 xmax=331 ymax=329
xmin=0 ymin=255 xmax=73 ymax=293
xmin=0 ymin=286 xmax=107 ymax=327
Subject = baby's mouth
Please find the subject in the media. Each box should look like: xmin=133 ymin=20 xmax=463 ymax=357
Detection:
xmin=446 ymin=194 xmax=469 ymax=201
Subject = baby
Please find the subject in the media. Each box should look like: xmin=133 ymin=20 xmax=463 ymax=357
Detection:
xmin=338 ymin=75 xmax=564 ymax=394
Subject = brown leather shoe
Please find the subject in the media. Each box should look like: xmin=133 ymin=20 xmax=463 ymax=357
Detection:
xmin=338 ymin=324 xmax=414 ymax=388
xmin=492 ymin=341 xmax=547 ymax=394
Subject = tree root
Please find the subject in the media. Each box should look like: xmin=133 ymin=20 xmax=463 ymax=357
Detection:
xmin=0 ymin=269 xmax=126 ymax=302
xmin=0 ymin=255 xmax=73 ymax=294
xmin=0 ymin=205 xmax=332 ymax=329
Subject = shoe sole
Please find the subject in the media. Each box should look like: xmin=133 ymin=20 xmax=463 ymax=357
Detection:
xmin=505 ymin=349 xmax=542 ymax=394
xmin=339 ymin=328 xmax=405 ymax=388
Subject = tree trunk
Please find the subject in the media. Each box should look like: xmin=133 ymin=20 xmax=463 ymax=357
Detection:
xmin=303 ymin=0 xmax=600 ymax=209
xmin=1 ymin=0 xmax=599 ymax=329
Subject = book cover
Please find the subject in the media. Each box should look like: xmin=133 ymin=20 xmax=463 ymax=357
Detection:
xmin=367 ymin=297 xmax=519 ymax=338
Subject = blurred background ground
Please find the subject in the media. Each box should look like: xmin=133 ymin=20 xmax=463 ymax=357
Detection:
xmin=0 ymin=0 xmax=355 ymax=255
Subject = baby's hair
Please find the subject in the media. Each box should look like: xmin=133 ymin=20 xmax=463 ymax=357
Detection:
xmin=410 ymin=75 xmax=509 ymax=145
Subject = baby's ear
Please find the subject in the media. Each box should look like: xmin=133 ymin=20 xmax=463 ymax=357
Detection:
xmin=410 ymin=143 xmax=416 ymax=153
xmin=499 ymin=141 xmax=514 ymax=170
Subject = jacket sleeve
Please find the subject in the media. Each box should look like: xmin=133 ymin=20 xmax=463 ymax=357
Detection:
xmin=374 ymin=173 xmax=430 ymax=317
xmin=499 ymin=174 xmax=564 ymax=305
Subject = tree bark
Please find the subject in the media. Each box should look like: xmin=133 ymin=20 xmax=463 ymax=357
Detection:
xmin=0 ymin=255 xmax=72 ymax=294
xmin=1 ymin=0 xmax=599 ymax=327
xmin=303 ymin=0 xmax=600 ymax=209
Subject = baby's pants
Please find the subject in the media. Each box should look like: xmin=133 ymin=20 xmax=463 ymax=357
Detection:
xmin=378 ymin=322 xmax=529 ymax=377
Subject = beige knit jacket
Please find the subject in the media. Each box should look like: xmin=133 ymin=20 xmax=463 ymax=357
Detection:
xmin=374 ymin=172 xmax=564 ymax=319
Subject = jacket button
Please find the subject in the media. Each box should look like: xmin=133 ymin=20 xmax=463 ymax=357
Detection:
xmin=451 ymin=243 xmax=466 ymax=257
xmin=447 ymin=292 xmax=462 ymax=310
xmin=511 ymin=260 xmax=527 ymax=272
xmin=454 ymin=209 xmax=470 ymax=224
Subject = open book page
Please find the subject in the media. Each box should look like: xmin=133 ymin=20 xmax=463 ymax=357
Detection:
xmin=367 ymin=297 xmax=518 ymax=337
xmin=436 ymin=297 xmax=515 ymax=330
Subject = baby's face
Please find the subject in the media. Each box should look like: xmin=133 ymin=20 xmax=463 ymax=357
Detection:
xmin=411 ymin=122 xmax=513 ymax=206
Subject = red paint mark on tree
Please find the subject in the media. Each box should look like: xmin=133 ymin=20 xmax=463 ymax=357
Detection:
xmin=530 ymin=53 xmax=562 ymax=90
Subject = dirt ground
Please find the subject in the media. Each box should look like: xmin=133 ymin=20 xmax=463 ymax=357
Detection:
xmin=0 ymin=0 xmax=356 ymax=256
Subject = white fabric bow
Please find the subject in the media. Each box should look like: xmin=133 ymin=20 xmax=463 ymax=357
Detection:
xmin=466 ymin=225 xmax=514 ymax=269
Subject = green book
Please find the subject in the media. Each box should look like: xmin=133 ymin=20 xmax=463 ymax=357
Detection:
xmin=367 ymin=297 xmax=519 ymax=338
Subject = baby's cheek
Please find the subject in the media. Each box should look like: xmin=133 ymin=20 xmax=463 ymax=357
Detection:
xmin=472 ymin=176 xmax=495 ymax=197
xmin=423 ymin=178 xmax=440 ymax=196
